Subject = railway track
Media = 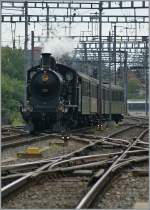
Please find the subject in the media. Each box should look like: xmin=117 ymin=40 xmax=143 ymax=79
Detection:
xmin=124 ymin=115 xmax=148 ymax=125
xmin=2 ymin=125 xmax=25 ymax=136
xmin=1 ymin=121 xmax=149 ymax=209
xmin=3 ymin=124 xmax=145 ymax=150
xmin=1 ymin=125 xmax=95 ymax=150
xmin=76 ymin=128 xmax=148 ymax=209
xmin=1 ymin=133 xmax=54 ymax=150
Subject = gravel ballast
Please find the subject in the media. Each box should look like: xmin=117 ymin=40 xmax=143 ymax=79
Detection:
xmin=2 ymin=118 xmax=149 ymax=209
xmin=2 ymin=175 xmax=89 ymax=209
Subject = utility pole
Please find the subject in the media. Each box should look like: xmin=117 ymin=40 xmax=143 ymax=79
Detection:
xmin=83 ymin=43 xmax=87 ymax=74
xmin=113 ymin=25 xmax=117 ymax=84
xmin=108 ymin=31 xmax=112 ymax=120
xmin=91 ymin=19 xmax=94 ymax=36
xmin=144 ymin=37 xmax=148 ymax=116
xmin=124 ymin=51 xmax=128 ymax=115
xmin=134 ymin=8 xmax=137 ymax=41
xmin=11 ymin=22 xmax=16 ymax=49
xmin=18 ymin=35 xmax=21 ymax=48
xmin=69 ymin=2 xmax=72 ymax=36
xmin=46 ymin=5 xmax=49 ymax=39
xmin=125 ymin=27 xmax=128 ymax=49
xmin=24 ymin=1 xmax=28 ymax=105
xmin=119 ymin=50 xmax=122 ymax=80
xmin=31 ymin=31 xmax=34 ymax=67
xmin=98 ymin=1 xmax=103 ymax=116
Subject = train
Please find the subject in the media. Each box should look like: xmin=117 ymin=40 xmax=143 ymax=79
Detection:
xmin=20 ymin=53 xmax=124 ymax=133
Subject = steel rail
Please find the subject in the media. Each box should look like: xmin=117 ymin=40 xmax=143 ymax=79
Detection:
xmin=47 ymin=155 xmax=148 ymax=174
xmin=99 ymin=140 xmax=147 ymax=150
xmin=2 ymin=125 xmax=24 ymax=133
xmin=2 ymin=149 xmax=149 ymax=179
xmin=2 ymin=133 xmax=29 ymax=142
xmin=112 ymin=156 xmax=149 ymax=172
xmin=1 ymin=173 xmax=32 ymax=198
xmin=137 ymin=140 xmax=149 ymax=145
xmin=72 ymin=135 xmax=147 ymax=151
xmin=1 ymin=126 xmax=94 ymax=150
xmin=125 ymin=116 xmax=148 ymax=124
xmin=76 ymin=128 xmax=148 ymax=209
xmin=2 ymin=152 xmax=148 ymax=183
xmin=1 ymin=133 xmax=54 ymax=149
xmin=2 ymin=126 xmax=148 ymax=199
xmin=107 ymin=125 xmax=143 ymax=138
xmin=1 ymin=158 xmax=61 ymax=198
xmin=2 ymin=149 xmax=148 ymax=176
xmin=1 ymin=158 xmax=59 ymax=173
xmin=25 ymin=151 xmax=149 ymax=177
xmin=1 ymin=141 xmax=95 ymax=197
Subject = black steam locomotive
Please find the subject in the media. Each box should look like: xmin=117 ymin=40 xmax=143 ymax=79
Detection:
xmin=21 ymin=53 xmax=124 ymax=133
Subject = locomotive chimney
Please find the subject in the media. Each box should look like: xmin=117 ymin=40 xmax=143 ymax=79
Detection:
xmin=41 ymin=53 xmax=56 ymax=70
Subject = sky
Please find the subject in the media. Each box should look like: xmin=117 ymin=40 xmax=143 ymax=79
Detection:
xmin=1 ymin=0 xmax=149 ymax=50
xmin=1 ymin=0 xmax=149 ymax=66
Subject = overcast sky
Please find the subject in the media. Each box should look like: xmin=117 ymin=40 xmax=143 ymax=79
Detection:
xmin=1 ymin=0 xmax=149 ymax=49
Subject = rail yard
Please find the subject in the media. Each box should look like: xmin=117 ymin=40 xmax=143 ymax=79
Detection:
xmin=1 ymin=0 xmax=149 ymax=209
xmin=1 ymin=116 xmax=149 ymax=209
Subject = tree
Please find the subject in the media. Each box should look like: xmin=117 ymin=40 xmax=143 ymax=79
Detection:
xmin=128 ymin=79 xmax=144 ymax=99
xmin=1 ymin=47 xmax=24 ymax=125
xmin=1 ymin=47 xmax=24 ymax=80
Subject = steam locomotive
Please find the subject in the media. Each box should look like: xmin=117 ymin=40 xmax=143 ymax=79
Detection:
xmin=21 ymin=53 xmax=124 ymax=133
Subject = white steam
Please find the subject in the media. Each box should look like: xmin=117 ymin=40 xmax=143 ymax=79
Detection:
xmin=42 ymin=37 xmax=74 ymax=59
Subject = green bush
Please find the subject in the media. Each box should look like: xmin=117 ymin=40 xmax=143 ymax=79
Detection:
xmin=1 ymin=47 xmax=24 ymax=125
xmin=128 ymin=79 xmax=144 ymax=99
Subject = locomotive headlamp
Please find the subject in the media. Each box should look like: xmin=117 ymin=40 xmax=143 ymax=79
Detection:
xmin=58 ymin=104 xmax=64 ymax=112
xmin=97 ymin=124 xmax=103 ymax=131
xmin=61 ymin=135 xmax=70 ymax=140
xmin=26 ymin=105 xmax=33 ymax=112
xmin=42 ymin=71 xmax=49 ymax=81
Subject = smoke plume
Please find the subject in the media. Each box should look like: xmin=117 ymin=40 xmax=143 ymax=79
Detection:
xmin=42 ymin=37 xmax=74 ymax=59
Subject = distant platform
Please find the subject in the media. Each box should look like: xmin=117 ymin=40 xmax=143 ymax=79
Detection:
xmin=128 ymin=111 xmax=148 ymax=117
xmin=127 ymin=99 xmax=149 ymax=115
xmin=133 ymin=202 xmax=149 ymax=209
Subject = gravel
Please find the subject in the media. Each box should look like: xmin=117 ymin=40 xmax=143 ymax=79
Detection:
xmin=110 ymin=127 xmax=145 ymax=140
xmin=2 ymin=175 xmax=89 ymax=209
xmin=2 ymin=118 xmax=149 ymax=209
xmin=142 ymin=132 xmax=149 ymax=142
xmin=94 ymin=123 xmax=129 ymax=137
xmin=1 ymin=122 xmax=129 ymax=165
xmin=2 ymin=137 xmax=88 ymax=165
xmin=93 ymin=164 xmax=149 ymax=209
